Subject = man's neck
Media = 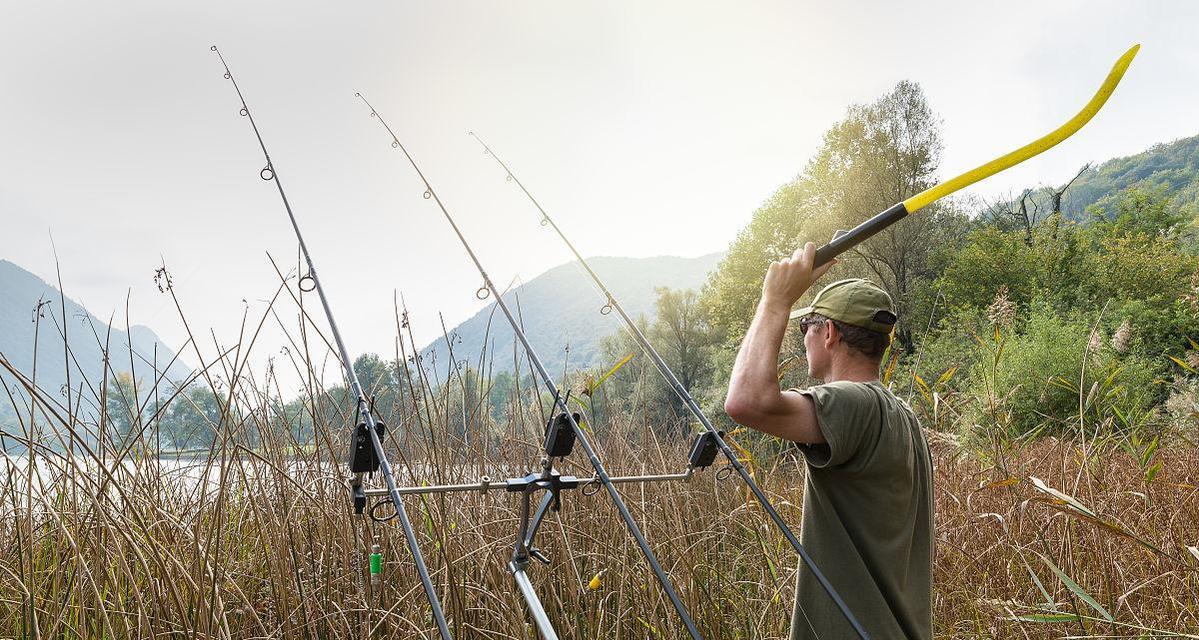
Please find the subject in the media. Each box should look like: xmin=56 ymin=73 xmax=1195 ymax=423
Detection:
xmin=826 ymin=356 xmax=881 ymax=384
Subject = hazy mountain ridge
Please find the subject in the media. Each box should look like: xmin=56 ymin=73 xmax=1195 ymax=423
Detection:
xmin=0 ymin=259 xmax=192 ymax=423
xmin=1021 ymin=133 xmax=1199 ymax=220
xmin=419 ymin=253 xmax=724 ymax=376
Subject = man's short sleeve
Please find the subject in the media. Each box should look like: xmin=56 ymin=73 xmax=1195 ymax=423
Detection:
xmin=794 ymin=382 xmax=881 ymax=469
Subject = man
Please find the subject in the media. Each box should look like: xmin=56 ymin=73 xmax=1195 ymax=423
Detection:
xmin=724 ymin=242 xmax=933 ymax=640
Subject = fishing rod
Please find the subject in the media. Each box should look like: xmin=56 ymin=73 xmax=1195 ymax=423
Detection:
xmin=208 ymin=47 xmax=454 ymax=640
xmin=466 ymin=134 xmax=869 ymax=639
xmin=467 ymin=41 xmax=1141 ymax=638
xmin=355 ymin=92 xmax=706 ymax=640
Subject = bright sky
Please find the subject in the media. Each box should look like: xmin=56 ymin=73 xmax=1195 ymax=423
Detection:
xmin=2 ymin=1 xmax=1196 ymax=391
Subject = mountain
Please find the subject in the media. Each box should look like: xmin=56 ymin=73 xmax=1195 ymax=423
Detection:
xmin=1059 ymin=133 xmax=1199 ymax=219
xmin=419 ymin=253 xmax=725 ymax=376
xmin=0 ymin=259 xmax=192 ymax=425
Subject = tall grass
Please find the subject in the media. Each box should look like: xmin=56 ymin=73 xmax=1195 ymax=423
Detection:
xmin=1 ymin=269 xmax=1196 ymax=639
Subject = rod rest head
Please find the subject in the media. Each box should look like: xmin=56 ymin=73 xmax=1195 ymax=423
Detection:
xmin=505 ymin=470 xmax=581 ymax=493
xmin=507 ymin=470 xmax=581 ymax=512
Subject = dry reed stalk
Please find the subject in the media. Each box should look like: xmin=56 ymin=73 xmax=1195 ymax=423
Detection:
xmin=0 ymin=265 xmax=1196 ymax=639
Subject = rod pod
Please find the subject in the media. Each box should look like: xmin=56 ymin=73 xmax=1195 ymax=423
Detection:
xmin=367 ymin=418 xmax=720 ymax=639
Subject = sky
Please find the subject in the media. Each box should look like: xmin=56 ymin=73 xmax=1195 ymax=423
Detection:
xmin=2 ymin=1 xmax=1197 ymax=392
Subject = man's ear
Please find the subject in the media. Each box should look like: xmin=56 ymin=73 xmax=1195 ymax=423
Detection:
xmin=823 ymin=319 xmax=838 ymax=348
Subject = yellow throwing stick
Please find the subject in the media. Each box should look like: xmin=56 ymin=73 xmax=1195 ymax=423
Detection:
xmin=904 ymin=44 xmax=1140 ymax=213
xmin=814 ymin=44 xmax=1140 ymax=268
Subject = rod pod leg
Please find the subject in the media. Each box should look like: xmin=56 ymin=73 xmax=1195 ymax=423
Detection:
xmin=511 ymin=491 xmax=560 ymax=639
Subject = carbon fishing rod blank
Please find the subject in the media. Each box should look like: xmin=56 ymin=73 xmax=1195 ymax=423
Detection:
xmin=209 ymin=48 xmax=454 ymax=640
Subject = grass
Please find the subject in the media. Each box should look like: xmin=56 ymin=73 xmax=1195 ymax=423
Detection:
xmin=1 ymin=269 xmax=1197 ymax=639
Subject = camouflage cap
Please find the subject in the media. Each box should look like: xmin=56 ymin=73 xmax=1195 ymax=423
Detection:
xmin=789 ymin=278 xmax=897 ymax=333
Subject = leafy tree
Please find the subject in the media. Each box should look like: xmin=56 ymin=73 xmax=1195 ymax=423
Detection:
xmin=598 ymin=287 xmax=717 ymax=434
xmin=803 ymin=79 xmax=953 ymax=321
xmin=162 ymin=385 xmax=224 ymax=450
xmin=352 ymin=353 xmax=408 ymax=426
xmin=648 ymin=287 xmax=717 ymax=405
xmin=488 ymin=370 xmax=515 ymax=422
xmin=703 ymin=81 xmax=959 ymax=358
xmin=935 ymin=218 xmax=1087 ymax=313
xmin=1086 ymin=185 xmax=1188 ymax=240
xmin=104 ymin=372 xmax=140 ymax=445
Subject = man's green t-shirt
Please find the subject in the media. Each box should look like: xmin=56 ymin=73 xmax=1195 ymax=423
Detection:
xmin=789 ymin=380 xmax=933 ymax=640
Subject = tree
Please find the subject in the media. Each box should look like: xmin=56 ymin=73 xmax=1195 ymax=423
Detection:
xmin=488 ymin=370 xmax=514 ymax=422
xmin=352 ymin=353 xmax=407 ymax=426
xmin=597 ymin=287 xmax=717 ymax=434
xmin=162 ymin=385 xmax=224 ymax=450
xmin=1086 ymin=185 xmax=1188 ymax=240
xmin=104 ymin=372 xmax=140 ymax=445
xmin=703 ymin=80 xmax=955 ymax=360
xmin=935 ymin=219 xmax=1087 ymax=313
xmin=648 ymin=287 xmax=717 ymax=419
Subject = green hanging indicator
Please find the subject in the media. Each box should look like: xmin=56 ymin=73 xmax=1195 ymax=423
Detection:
xmin=370 ymin=543 xmax=382 ymax=586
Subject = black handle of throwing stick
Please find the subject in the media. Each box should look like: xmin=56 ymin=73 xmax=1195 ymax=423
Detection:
xmin=813 ymin=202 xmax=909 ymax=267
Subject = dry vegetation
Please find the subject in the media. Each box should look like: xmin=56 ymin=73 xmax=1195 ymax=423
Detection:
xmin=1 ymin=281 xmax=1197 ymax=639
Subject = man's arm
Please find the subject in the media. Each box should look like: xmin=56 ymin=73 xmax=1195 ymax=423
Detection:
xmin=724 ymin=242 xmax=832 ymax=444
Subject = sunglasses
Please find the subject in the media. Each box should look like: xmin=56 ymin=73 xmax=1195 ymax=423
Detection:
xmin=798 ymin=317 xmax=825 ymax=336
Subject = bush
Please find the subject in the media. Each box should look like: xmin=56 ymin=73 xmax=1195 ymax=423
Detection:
xmin=965 ymin=303 xmax=1164 ymax=439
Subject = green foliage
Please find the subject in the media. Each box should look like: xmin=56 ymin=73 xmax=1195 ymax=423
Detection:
xmin=598 ymin=287 xmax=717 ymax=433
xmin=1086 ymin=184 xmax=1189 ymax=238
xmin=702 ymin=181 xmax=815 ymax=347
xmin=162 ymin=385 xmax=225 ymax=449
xmin=104 ymin=372 xmax=140 ymax=441
xmin=702 ymin=80 xmax=959 ymax=388
xmin=935 ymin=217 xmax=1087 ymax=312
xmin=1064 ymin=134 xmax=1199 ymax=222
xmin=487 ymin=370 xmax=515 ymax=421
xmin=909 ymin=307 xmax=982 ymax=388
xmin=964 ymin=304 xmax=1164 ymax=438
xmin=932 ymin=186 xmax=1199 ymax=363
